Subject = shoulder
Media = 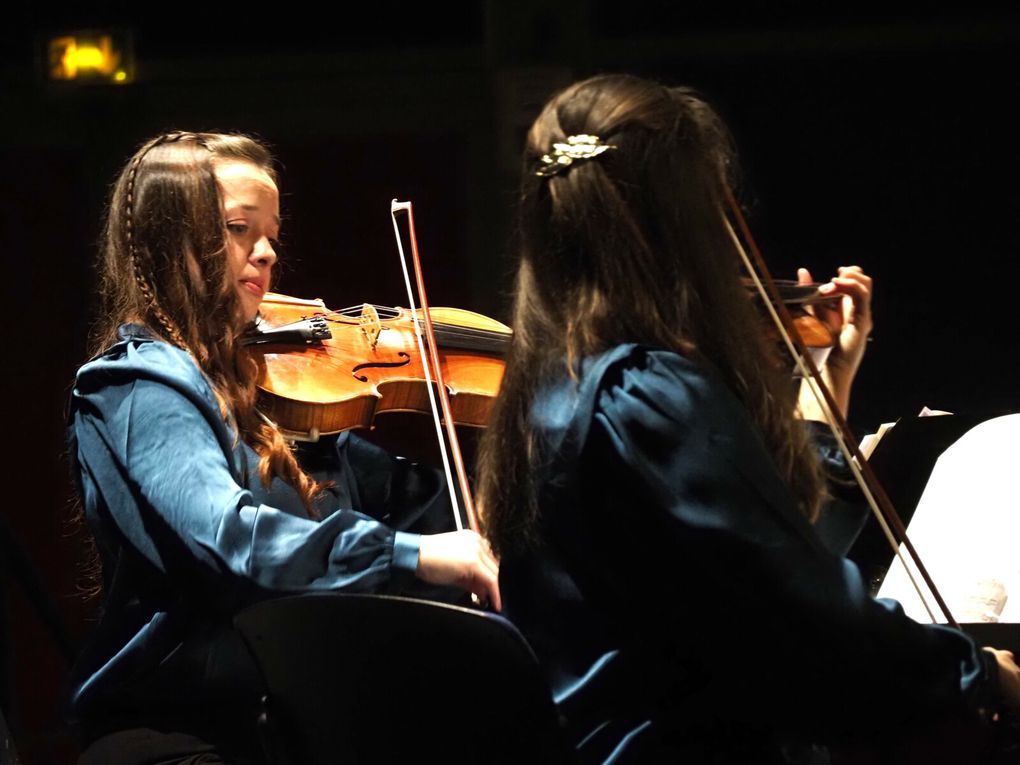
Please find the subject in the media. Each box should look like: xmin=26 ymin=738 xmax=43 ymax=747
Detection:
xmin=584 ymin=345 xmax=734 ymax=427
xmin=73 ymin=325 xmax=218 ymax=412
xmin=531 ymin=344 xmax=736 ymax=463
xmin=593 ymin=346 xmax=722 ymax=404
xmin=69 ymin=327 xmax=246 ymax=489
xmin=77 ymin=325 xmax=208 ymax=391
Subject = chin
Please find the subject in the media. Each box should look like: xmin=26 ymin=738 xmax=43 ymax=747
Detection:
xmin=237 ymin=296 xmax=261 ymax=324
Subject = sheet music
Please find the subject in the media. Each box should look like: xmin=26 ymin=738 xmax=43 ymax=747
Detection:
xmin=876 ymin=413 xmax=1020 ymax=624
xmin=857 ymin=407 xmax=952 ymax=461
xmin=859 ymin=421 xmax=896 ymax=461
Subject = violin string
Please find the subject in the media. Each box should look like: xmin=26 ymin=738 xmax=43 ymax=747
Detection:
xmin=268 ymin=307 xmax=512 ymax=356
xmin=322 ymin=306 xmax=511 ymax=346
xmin=329 ymin=304 xmax=510 ymax=338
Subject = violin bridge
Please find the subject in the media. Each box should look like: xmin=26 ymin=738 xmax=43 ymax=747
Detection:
xmin=359 ymin=303 xmax=382 ymax=351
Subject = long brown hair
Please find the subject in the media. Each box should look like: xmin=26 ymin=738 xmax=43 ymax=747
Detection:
xmin=478 ymin=74 xmax=825 ymax=555
xmin=92 ymin=131 xmax=322 ymax=513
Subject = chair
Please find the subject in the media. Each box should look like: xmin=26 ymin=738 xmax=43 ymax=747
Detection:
xmin=234 ymin=593 xmax=574 ymax=764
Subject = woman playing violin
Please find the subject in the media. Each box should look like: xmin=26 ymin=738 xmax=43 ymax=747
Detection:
xmin=477 ymin=73 xmax=1020 ymax=764
xmin=67 ymin=131 xmax=499 ymax=764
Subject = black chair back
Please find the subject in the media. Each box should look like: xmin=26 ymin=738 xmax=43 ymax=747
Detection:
xmin=234 ymin=593 xmax=573 ymax=764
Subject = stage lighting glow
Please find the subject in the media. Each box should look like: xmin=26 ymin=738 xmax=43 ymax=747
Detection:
xmin=47 ymin=32 xmax=134 ymax=84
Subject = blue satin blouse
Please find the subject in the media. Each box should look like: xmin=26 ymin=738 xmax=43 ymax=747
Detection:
xmin=67 ymin=325 xmax=451 ymax=745
xmin=499 ymin=344 xmax=996 ymax=764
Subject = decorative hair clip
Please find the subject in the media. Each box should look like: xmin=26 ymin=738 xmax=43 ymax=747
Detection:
xmin=535 ymin=134 xmax=616 ymax=177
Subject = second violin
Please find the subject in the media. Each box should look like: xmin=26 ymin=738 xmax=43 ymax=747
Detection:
xmin=746 ymin=278 xmax=841 ymax=374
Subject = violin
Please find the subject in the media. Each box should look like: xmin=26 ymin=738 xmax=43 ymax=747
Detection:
xmin=243 ymin=292 xmax=511 ymax=442
xmin=746 ymin=278 xmax=840 ymax=374
xmin=249 ymin=277 xmax=832 ymax=442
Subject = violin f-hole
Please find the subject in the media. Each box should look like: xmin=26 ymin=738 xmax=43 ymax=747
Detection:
xmin=352 ymin=353 xmax=412 ymax=382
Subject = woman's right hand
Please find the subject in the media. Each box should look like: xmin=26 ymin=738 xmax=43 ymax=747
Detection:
xmin=417 ymin=530 xmax=502 ymax=611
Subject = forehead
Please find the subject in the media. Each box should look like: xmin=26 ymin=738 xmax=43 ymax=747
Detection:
xmin=213 ymin=160 xmax=278 ymax=207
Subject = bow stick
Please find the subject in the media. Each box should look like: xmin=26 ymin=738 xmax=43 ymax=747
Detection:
xmin=389 ymin=200 xmax=480 ymax=534
xmin=722 ymin=188 xmax=956 ymax=627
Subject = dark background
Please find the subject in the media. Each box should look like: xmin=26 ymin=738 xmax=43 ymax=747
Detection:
xmin=2 ymin=3 xmax=1019 ymax=761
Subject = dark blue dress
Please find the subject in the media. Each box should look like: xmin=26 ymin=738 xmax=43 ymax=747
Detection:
xmin=499 ymin=344 xmax=996 ymax=764
xmin=67 ymin=325 xmax=456 ymax=756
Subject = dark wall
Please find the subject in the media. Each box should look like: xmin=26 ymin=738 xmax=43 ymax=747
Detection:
xmin=2 ymin=5 xmax=1019 ymax=762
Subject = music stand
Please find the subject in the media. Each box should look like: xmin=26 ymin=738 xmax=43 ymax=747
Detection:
xmin=854 ymin=413 xmax=1020 ymax=653
xmin=234 ymin=593 xmax=573 ymax=764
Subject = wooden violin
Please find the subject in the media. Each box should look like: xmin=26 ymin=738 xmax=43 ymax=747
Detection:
xmin=242 ymin=292 xmax=511 ymax=442
xmin=746 ymin=278 xmax=840 ymax=373
xmin=249 ymin=276 xmax=834 ymax=442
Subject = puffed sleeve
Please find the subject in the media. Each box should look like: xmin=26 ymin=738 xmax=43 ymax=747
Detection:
xmin=577 ymin=349 xmax=996 ymax=741
xmin=70 ymin=339 xmax=420 ymax=613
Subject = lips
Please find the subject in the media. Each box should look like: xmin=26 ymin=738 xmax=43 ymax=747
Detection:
xmin=240 ymin=279 xmax=265 ymax=298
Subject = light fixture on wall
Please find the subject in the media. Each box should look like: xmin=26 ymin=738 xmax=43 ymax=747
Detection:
xmin=45 ymin=30 xmax=134 ymax=84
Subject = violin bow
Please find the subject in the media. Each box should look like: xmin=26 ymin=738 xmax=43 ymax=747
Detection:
xmin=722 ymin=188 xmax=957 ymax=627
xmin=389 ymin=200 xmax=480 ymax=534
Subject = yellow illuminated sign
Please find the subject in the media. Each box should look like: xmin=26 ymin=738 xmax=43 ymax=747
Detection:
xmin=47 ymin=32 xmax=133 ymax=84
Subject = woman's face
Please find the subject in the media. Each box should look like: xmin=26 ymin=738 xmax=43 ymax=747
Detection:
xmin=214 ymin=160 xmax=280 ymax=323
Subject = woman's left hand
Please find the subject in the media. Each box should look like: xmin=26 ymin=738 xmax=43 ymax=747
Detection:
xmin=797 ymin=265 xmax=873 ymax=419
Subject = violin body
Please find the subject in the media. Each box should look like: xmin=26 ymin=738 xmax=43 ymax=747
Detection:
xmin=746 ymin=278 xmax=840 ymax=374
xmin=247 ymin=292 xmax=510 ymax=440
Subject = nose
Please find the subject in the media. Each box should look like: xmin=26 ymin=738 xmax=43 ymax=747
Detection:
xmin=252 ymin=236 xmax=277 ymax=268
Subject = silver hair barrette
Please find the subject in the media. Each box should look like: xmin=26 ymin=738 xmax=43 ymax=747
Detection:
xmin=535 ymin=134 xmax=616 ymax=177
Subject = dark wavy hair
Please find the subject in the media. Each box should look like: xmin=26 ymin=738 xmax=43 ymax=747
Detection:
xmin=91 ymin=131 xmax=322 ymax=514
xmin=478 ymin=74 xmax=825 ymax=556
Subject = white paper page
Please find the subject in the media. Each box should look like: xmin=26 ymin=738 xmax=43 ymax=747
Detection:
xmin=876 ymin=414 xmax=1020 ymax=623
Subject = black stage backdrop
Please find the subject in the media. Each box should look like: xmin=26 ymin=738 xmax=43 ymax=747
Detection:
xmin=2 ymin=4 xmax=1018 ymax=762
